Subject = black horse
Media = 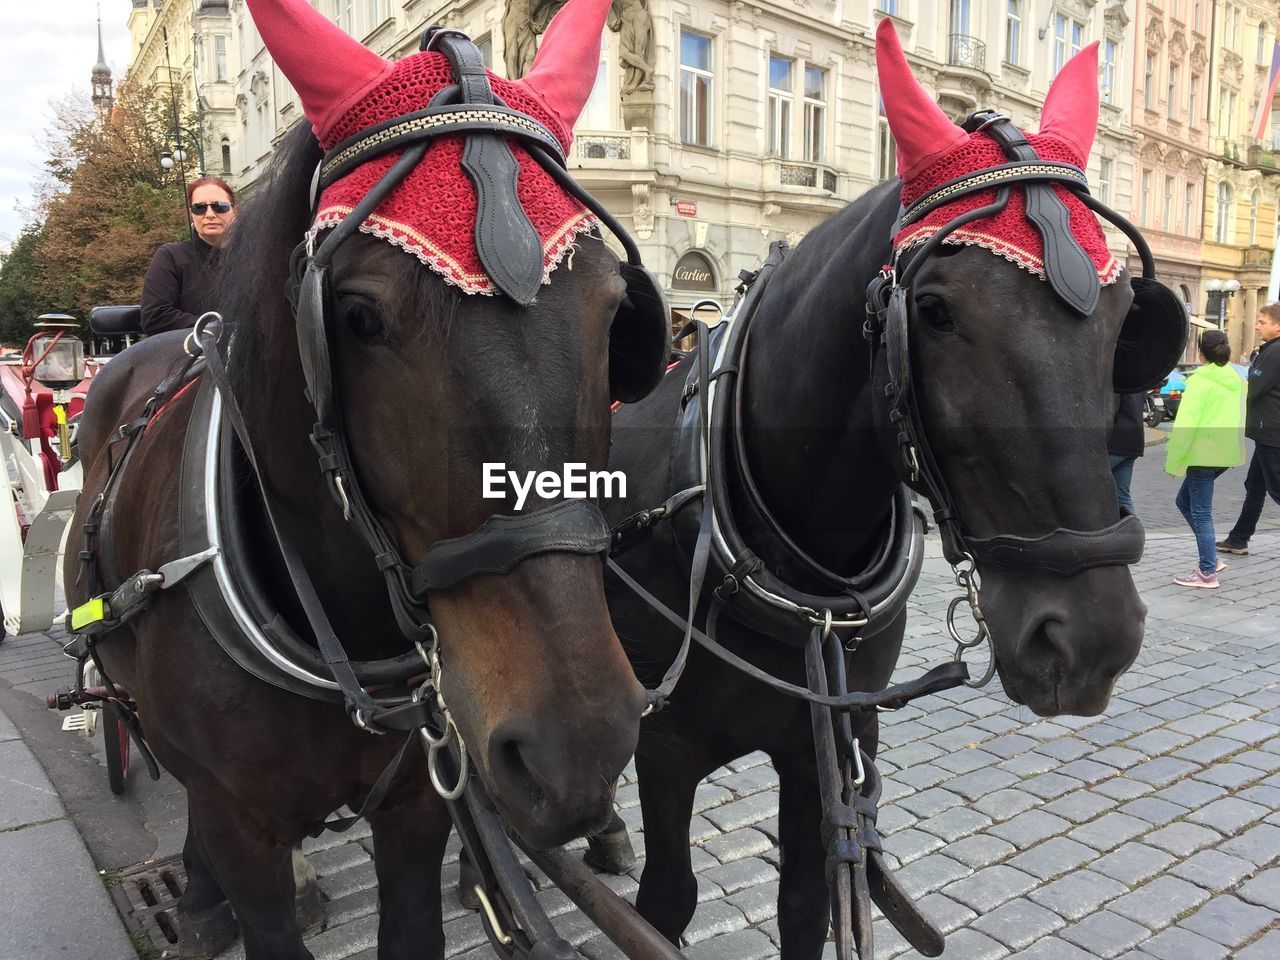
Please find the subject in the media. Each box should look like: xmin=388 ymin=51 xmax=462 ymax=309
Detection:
xmin=64 ymin=2 xmax=667 ymax=958
xmin=591 ymin=21 xmax=1183 ymax=960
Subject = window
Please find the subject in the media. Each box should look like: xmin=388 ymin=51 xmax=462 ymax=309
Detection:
xmin=1163 ymin=176 xmax=1174 ymax=229
xmin=1097 ymin=156 xmax=1113 ymax=204
xmin=1260 ymin=24 xmax=1269 ymax=64
xmin=255 ymin=98 xmax=270 ymax=152
xmin=220 ymin=137 xmax=231 ymax=175
xmin=1144 ymin=54 xmax=1155 ymax=110
xmin=1005 ymin=0 xmax=1021 ymax=65
xmin=364 ymin=0 xmax=390 ymax=31
xmin=1168 ymin=65 xmax=1179 ymax=117
xmin=768 ymin=56 xmax=793 ymax=158
xmin=679 ymin=32 xmax=713 ymax=147
xmin=803 ymin=66 xmax=826 ymax=163
xmin=879 ymin=0 xmax=900 ymax=14
xmin=215 ymin=35 xmax=227 ymax=82
xmin=1216 ymin=181 xmax=1233 ymax=243
xmin=1250 ymin=189 xmax=1261 ymax=243
xmin=876 ymin=99 xmax=895 ymax=182
xmin=579 ymin=55 xmax=611 ymax=130
xmin=329 ymin=0 xmax=354 ymax=34
xmin=1194 ymin=1 xmax=1203 ymax=32
xmin=1140 ymin=169 xmax=1151 ymax=226
xmin=1189 ymin=75 xmax=1200 ymax=126
xmin=1101 ymin=39 xmax=1117 ymax=104
xmin=476 ymin=35 xmax=492 ymax=69
xmin=1185 ymin=182 xmax=1196 ymax=231
xmin=950 ymin=0 xmax=971 ymax=36
xmin=1054 ymin=15 xmax=1084 ymax=76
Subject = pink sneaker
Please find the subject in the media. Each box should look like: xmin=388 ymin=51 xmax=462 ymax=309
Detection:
xmin=1173 ymin=569 xmax=1219 ymax=589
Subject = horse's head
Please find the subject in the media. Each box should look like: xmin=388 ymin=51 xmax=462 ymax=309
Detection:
xmin=238 ymin=0 xmax=667 ymax=846
xmin=874 ymin=21 xmax=1185 ymax=716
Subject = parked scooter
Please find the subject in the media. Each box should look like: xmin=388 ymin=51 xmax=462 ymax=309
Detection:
xmin=1144 ymin=380 xmax=1167 ymax=427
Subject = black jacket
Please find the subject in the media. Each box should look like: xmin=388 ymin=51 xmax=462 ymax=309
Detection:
xmin=1246 ymin=337 xmax=1280 ymax=447
xmin=140 ymin=237 xmax=221 ymax=335
xmin=1108 ymin=392 xmax=1146 ymax=458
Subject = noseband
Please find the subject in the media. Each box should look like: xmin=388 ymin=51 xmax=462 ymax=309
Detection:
xmin=864 ymin=112 xmax=1151 ymax=577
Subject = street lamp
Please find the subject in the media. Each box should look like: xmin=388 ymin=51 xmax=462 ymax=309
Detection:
xmin=1204 ymin=278 xmax=1242 ymax=329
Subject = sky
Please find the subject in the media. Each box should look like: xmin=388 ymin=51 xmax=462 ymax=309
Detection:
xmin=0 ymin=1 xmax=132 ymax=250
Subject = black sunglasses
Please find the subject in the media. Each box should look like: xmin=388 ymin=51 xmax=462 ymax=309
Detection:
xmin=190 ymin=201 xmax=233 ymax=216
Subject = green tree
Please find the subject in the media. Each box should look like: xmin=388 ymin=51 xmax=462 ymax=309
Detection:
xmin=0 ymin=225 xmax=54 ymax=345
xmin=31 ymin=81 xmax=193 ymax=321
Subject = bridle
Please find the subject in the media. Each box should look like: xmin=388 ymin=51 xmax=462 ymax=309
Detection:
xmin=861 ymin=114 xmax=1169 ymax=659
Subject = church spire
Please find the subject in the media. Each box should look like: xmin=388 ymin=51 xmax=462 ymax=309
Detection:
xmin=91 ymin=5 xmax=113 ymax=115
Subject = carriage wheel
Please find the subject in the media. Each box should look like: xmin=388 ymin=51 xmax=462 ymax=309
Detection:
xmin=103 ymin=702 xmax=130 ymax=795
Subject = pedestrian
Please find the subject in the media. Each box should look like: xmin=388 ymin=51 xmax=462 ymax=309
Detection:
xmin=1166 ymin=329 xmax=1246 ymax=588
xmin=1108 ymin=392 xmax=1145 ymax=513
xmin=1218 ymin=302 xmax=1280 ymax=557
xmin=140 ymin=176 xmax=238 ymax=335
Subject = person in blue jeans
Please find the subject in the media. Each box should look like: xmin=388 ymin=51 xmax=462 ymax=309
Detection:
xmin=1108 ymin=392 xmax=1145 ymax=513
xmin=1166 ymin=330 xmax=1246 ymax=588
xmin=1219 ymin=302 xmax=1280 ymax=555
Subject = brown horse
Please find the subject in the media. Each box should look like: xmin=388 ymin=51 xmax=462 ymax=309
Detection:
xmin=65 ymin=1 xmax=663 ymax=958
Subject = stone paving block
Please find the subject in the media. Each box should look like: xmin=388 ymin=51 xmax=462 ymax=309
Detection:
xmin=309 ymin=842 xmax=373 ymax=877
xmin=877 ymin=805 xmax=917 ymax=835
xmin=1076 ymin=724 xmax=1132 ymax=747
xmin=1091 ymin=777 xmax=1152 ymax=801
xmin=1186 ymin=796 xmax=1270 ymax=833
xmin=695 ymin=872 xmax=724 ymax=903
xmin=983 ymin=734 xmax=1039 ymax=758
xmin=326 ymin=886 xmax=380 ymax=928
xmin=943 ymin=767 xmax=1022 ymax=801
xmin=1032 ymin=738 xmax=1095 ymax=763
xmin=1066 ymin=812 xmax=1149 ymax=852
xmin=1233 ymin=928 xmax=1280 ymax=960
xmin=941 ymin=864 xmax=1038 ymax=913
xmin=1027 ymin=868 xmax=1129 ymax=921
xmin=998 ymin=753 xmax=1061 ymax=777
xmin=712 ymin=765 xmax=779 ymax=798
xmin=319 ymin=860 xmax=379 ymax=900
xmin=893 ymin=763 xmax=955 ymax=792
xmin=1197 ymin=762 xmax=1264 ymax=789
xmin=1238 ymin=782 xmax=1280 ymax=809
xmin=935 ymin=748 xmax=1003 ymax=776
xmin=1230 ymin=821 xmax=1280 ymax=865
xmin=1020 ymin=773 xmax=1085 ymax=800
xmin=1040 ymin=790 xmax=1116 ymax=824
xmin=970 ymin=898 xmax=1066 ymax=949
xmin=1005 ymin=937 xmax=1099 ymax=959
xmin=896 ymin=786 xmax=962 ymax=818
xmin=1118 ymin=796 xmax=1188 ymax=823
xmin=1233 ymin=748 xmax=1280 ymax=771
xmin=1217 ymin=719 xmax=1280 ymax=745
xmin=1109 ymin=875 xmax=1212 ymax=930
xmin=879 ymin=742 xmax=945 ymax=769
xmin=723 ymin=879 xmax=779 ymax=925
xmin=682 ymin=900 xmax=747 ymax=945
xmin=1237 ymin=866 xmax=1280 ymax=910
xmin=700 ymin=857 xmax=775 ymax=896
xmin=914 ymin=805 xmax=990 ymax=843
xmin=1059 ymin=911 xmax=1151 ymax=959
xmin=1089 ymin=746 xmax=1148 ymax=770
xmin=1168 ymin=848 xmax=1256 ymax=892
xmin=1179 ymin=895 xmax=1276 ymax=948
xmin=1123 ymin=729 xmax=1194 ymax=755
xmin=1136 ymin=925 xmax=1231 ymax=960
xmin=699 ymin=827 xmax=774 ymax=865
xmin=945 ymin=833 xmax=1017 ymax=870
xmin=987 ymin=810 xmax=1072 ymax=849
xmin=0 ymin=741 xmax=66 ymax=830
xmin=684 ymin=928 xmax=775 ymax=960
xmin=914 ymin=892 xmax=977 ymax=934
xmin=1141 ymin=821 xmax=1224 ymax=857
xmin=1127 ymin=756 xmax=1201 ymax=787
xmin=1005 ymin=836 xmax=1096 ymax=881
xmin=882 ymin=827 xmax=945 ymax=866
xmin=973 ymin=714 xmax=1026 ymax=735
xmin=690 ymin=783 xmax=732 ymax=814
xmin=893 ymin=853 xmax=971 ymax=899
xmin=928 ymin=927 xmax=1009 ymax=960
xmin=1171 ymin=735 xmax=1247 ymax=765
xmin=308 ymin=911 xmax=379 ymax=959
xmin=1154 ymin=779 xmax=1228 ymax=808
xmin=1165 ymin=713 xmax=1233 ymax=737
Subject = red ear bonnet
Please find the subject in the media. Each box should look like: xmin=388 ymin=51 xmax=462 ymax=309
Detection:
xmin=875 ymin=19 xmax=1118 ymax=285
xmin=244 ymin=0 xmax=613 ymax=294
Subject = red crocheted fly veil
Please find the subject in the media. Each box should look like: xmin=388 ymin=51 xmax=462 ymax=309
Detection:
xmin=243 ymin=0 xmax=612 ymax=295
xmin=875 ymin=19 xmax=1120 ymax=285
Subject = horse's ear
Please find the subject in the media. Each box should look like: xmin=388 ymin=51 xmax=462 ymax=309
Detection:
xmin=244 ymin=0 xmax=393 ymax=141
xmin=1038 ymin=42 xmax=1101 ymax=162
xmin=516 ymin=0 xmax=613 ymax=137
xmin=874 ymin=17 xmax=967 ymax=180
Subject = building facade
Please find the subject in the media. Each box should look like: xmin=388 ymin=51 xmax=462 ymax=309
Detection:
xmin=126 ymin=1 xmax=240 ymax=188
xmin=1202 ymin=0 xmax=1280 ymax=359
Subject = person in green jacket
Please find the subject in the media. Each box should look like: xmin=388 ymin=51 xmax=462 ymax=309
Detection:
xmin=1166 ymin=330 xmax=1247 ymax=588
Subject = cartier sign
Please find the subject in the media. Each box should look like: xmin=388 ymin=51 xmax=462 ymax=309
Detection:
xmin=671 ymin=251 xmax=716 ymax=292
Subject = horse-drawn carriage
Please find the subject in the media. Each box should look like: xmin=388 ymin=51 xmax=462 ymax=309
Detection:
xmin=35 ymin=0 xmax=1188 ymax=958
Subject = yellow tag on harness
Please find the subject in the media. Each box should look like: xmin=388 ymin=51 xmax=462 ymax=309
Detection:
xmin=54 ymin=405 xmax=67 ymax=426
xmin=71 ymin=598 xmax=107 ymax=630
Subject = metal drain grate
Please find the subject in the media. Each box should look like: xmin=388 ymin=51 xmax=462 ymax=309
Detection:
xmin=109 ymin=856 xmax=187 ymax=953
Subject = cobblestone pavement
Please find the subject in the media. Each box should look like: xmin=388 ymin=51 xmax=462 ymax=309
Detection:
xmin=2 ymin=435 xmax=1278 ymax=960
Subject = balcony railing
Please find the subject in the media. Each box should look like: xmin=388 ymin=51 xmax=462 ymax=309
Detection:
xmin=772 ymin=161 xmax=838 ymax=193
xmin=947 ymin=34 xmax=987 ymax=72
xmin=1247 ymin=141 xmax=1279 ymax=170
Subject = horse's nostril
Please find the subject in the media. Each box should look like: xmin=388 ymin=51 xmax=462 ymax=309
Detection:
xmin=1025 ymin=617 xmax=1074 ymax=673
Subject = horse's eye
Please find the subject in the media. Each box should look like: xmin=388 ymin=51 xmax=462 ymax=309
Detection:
xmin=915 ymin=294 xmax=955 ymax=334
xmin=340 ymin=297 xmax=385 ymax=342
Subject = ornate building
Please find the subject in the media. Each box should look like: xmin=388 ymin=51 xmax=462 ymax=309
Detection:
xmin=1202 ymin=0 xmax=1280 ymax=359
xmin=1127 ymin=1 xmax=1212 ymax=361
xmin=220 ymin=1 xmax=1145 ymax=327
xmin=91 ymin=14 xmax=115 ymax=117
xmin=125 ymin=1 xmax=240 ymax=184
